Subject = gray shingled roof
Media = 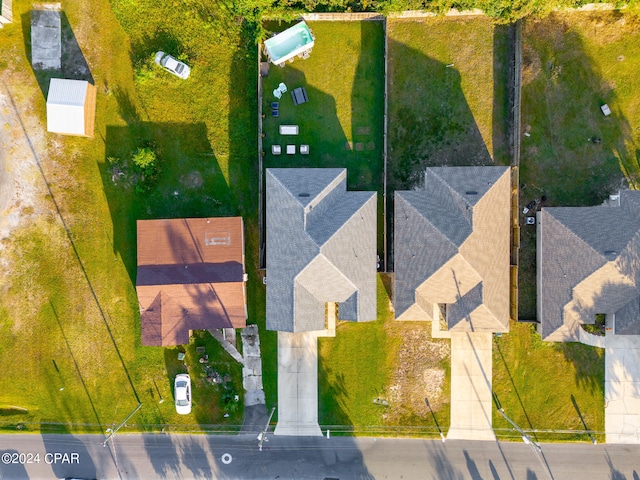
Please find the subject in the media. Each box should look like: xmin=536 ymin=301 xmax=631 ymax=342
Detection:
xmin=537 ymin=190 xmax=640 ymax=341
xmin=394 ymin=166 xmax=511 ymax=332
xmin=266 ymin=168 xmax=377 ymax=332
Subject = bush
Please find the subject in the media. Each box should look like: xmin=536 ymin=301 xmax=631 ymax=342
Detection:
xmin=132 ymin=147 xmax=157 ymax=172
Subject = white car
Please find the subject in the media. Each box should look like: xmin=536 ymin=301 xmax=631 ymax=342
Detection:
xmin=154 ymin=51 xmax=191 ymax=79
xmin=174 ymin=374 xmax=192 ymax=414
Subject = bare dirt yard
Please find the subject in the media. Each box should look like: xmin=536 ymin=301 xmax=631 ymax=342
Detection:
xmin=384 ymin=322 xmax=451 ymax=426
xmin=0 ymin=83 xmax=44 ymax=267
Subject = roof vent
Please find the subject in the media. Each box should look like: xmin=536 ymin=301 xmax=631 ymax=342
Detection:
xmin=298 ymin=193 xmax=310 ymax=198
xmin=604 ymin=250 xmax=618 ymax=259
xmin=465 ymin=191 xmax=478 ymax=195
xmin=205 ymin=231 xmax=231 ymax=246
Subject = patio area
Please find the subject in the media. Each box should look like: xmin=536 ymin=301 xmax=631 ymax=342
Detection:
xmin=260 ymin=21 xmax=384 ymax=193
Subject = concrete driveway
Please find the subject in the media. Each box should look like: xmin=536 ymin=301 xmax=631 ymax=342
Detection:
xmin=274 ymin=331 xmax=323 ymax=436
xmin=605 ymin=334 xmax=640 ymax=443
xmin=447 ymin=332 xmax=496 ymax=441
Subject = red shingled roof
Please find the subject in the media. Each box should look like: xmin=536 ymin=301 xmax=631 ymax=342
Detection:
xmin=136 ymin=217 xmax=247 ymax=346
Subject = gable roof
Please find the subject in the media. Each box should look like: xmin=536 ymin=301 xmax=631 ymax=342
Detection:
xmin=394 ymin=166 xmax=511 ymax=332
xmin=266 ymin=168 xmax=377 ymax=332
xmin=136 ymin=217 xmax=247 ymax=346
xmin=537 ymin=191 xmax=640 ymax=341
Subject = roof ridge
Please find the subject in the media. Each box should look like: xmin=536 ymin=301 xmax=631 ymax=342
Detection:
xmin=313 ymin=191 xmax=375 ymax=248
xmin=542 ymin=208 xmax=609 ymax=263
xmin=428 ymin=168 xmax=472 ymax=208
xmin=400 ymin=192 xmax=459 ymax=250
xmin=296 ymin=253 xmax=357 ymax=293
xmin=267 ymin=168 xmax=345 ymax=211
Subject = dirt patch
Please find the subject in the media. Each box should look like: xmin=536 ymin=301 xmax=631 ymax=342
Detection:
xmin=0 ymin=85 xmax=45 ymax=266
xmin=522 ymin=42 xmax=541 ymax=86
xmin=383 ymin=323 xmax=450 ymax=424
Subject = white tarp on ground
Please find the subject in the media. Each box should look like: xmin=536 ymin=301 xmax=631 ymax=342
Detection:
xmin=46 ymin=78 xmax=88 ymax=135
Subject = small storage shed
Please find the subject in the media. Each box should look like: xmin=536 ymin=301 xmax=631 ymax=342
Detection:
xmin=46 ymin=78 xmax=96 ymax=137
xmin=0 ymin=0 xmax=13 ymax=25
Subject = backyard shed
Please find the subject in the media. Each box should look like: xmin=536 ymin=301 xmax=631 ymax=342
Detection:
xmin=264 ymin=21 xmax=314 ymax=66
xmin=0 ymin=0 xmax=12 ymax=25
xmin=46 ymin=78 xmax=96 ymax=137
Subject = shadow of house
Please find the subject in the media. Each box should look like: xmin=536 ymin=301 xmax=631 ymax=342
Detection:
xmin=262 ymin=69 xmax=349 ymax=171
xmin=101 ymin=122 xmax=236 ymax=287
xmin=23 ymin=7 xmax=94 ymax=99
xmin=41 ymin=428 xmax=97 ymax=480
xmin=351 ymin=20 xmax=385 ymax=255
xmin=142 ymin=433 xmax=181 ymax=478
xmin=492 ymin=24 xmax=512 ymax=166
xmin=261 ymin=37 xmax=382 ymax=193
xmin=228 ymin=31 xmax=259 ymax=217
xmin=521 ymin=13 xmax=637 ymax=206
xmin=518 ymin=13 xmax=640 ymax=319
xmin=0 ymin=450 xmax=28 ymax=480
xmin=386 ymin=37 xmax=496 ymax=270
xmin=387 ymin=38 xmax=494 ymax=192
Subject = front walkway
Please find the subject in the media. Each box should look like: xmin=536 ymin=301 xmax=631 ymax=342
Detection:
xmin=605 ymin=333 xmax=640 ymax=443
xmin=447 ymin=332 xmax=496 ymax=441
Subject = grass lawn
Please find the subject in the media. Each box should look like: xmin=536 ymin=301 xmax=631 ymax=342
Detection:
xmin=318 ymin=275 xmax=451 ymax=436
xmin=0 ymin=0 xmax=258 ymax=431
xmin=518 ymin=11 xmax=640 ymax=318
xmin=261 ymin=20 xmax=385 ymax=251
xmin=387 ymin=17 xmax=511 ymax=191
xmin=493 ymin=322 xmax=605 ymax=442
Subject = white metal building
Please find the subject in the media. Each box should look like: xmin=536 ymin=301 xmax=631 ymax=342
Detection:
xmin=0 ymin=0 xmax=12 ymax=25
xmin=46 ymin=78 xmax=96 ymax=137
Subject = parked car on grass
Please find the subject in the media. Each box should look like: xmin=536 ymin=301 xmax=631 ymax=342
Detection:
xmin=154 ymin=51 xmax=191 ymax=79
xmin=174 ymin=374 xmax=192 ymax=414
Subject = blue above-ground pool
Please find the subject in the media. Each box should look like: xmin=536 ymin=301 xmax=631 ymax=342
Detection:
xmin=264 ymin=21 xmax=314 ymax=66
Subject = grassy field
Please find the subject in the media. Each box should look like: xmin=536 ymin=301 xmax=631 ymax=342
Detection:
xmin=387 ymin=17 xmax=511 ymax=191
xmin=493 ymin=322 xmax=605 ymax=442
xmin=318 ymin=275 xmax=451 ymax=436
xmin=518 ymin=11 xmax=640 ymax=318
xmin=261 ymin=20 xmax=385 ymax=250
xmin=0 ymin=0 xmax=257 ymax=431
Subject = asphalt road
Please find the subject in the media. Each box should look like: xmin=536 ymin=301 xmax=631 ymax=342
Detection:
xmin=0 ymin=433 xmax=639 ymax=479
